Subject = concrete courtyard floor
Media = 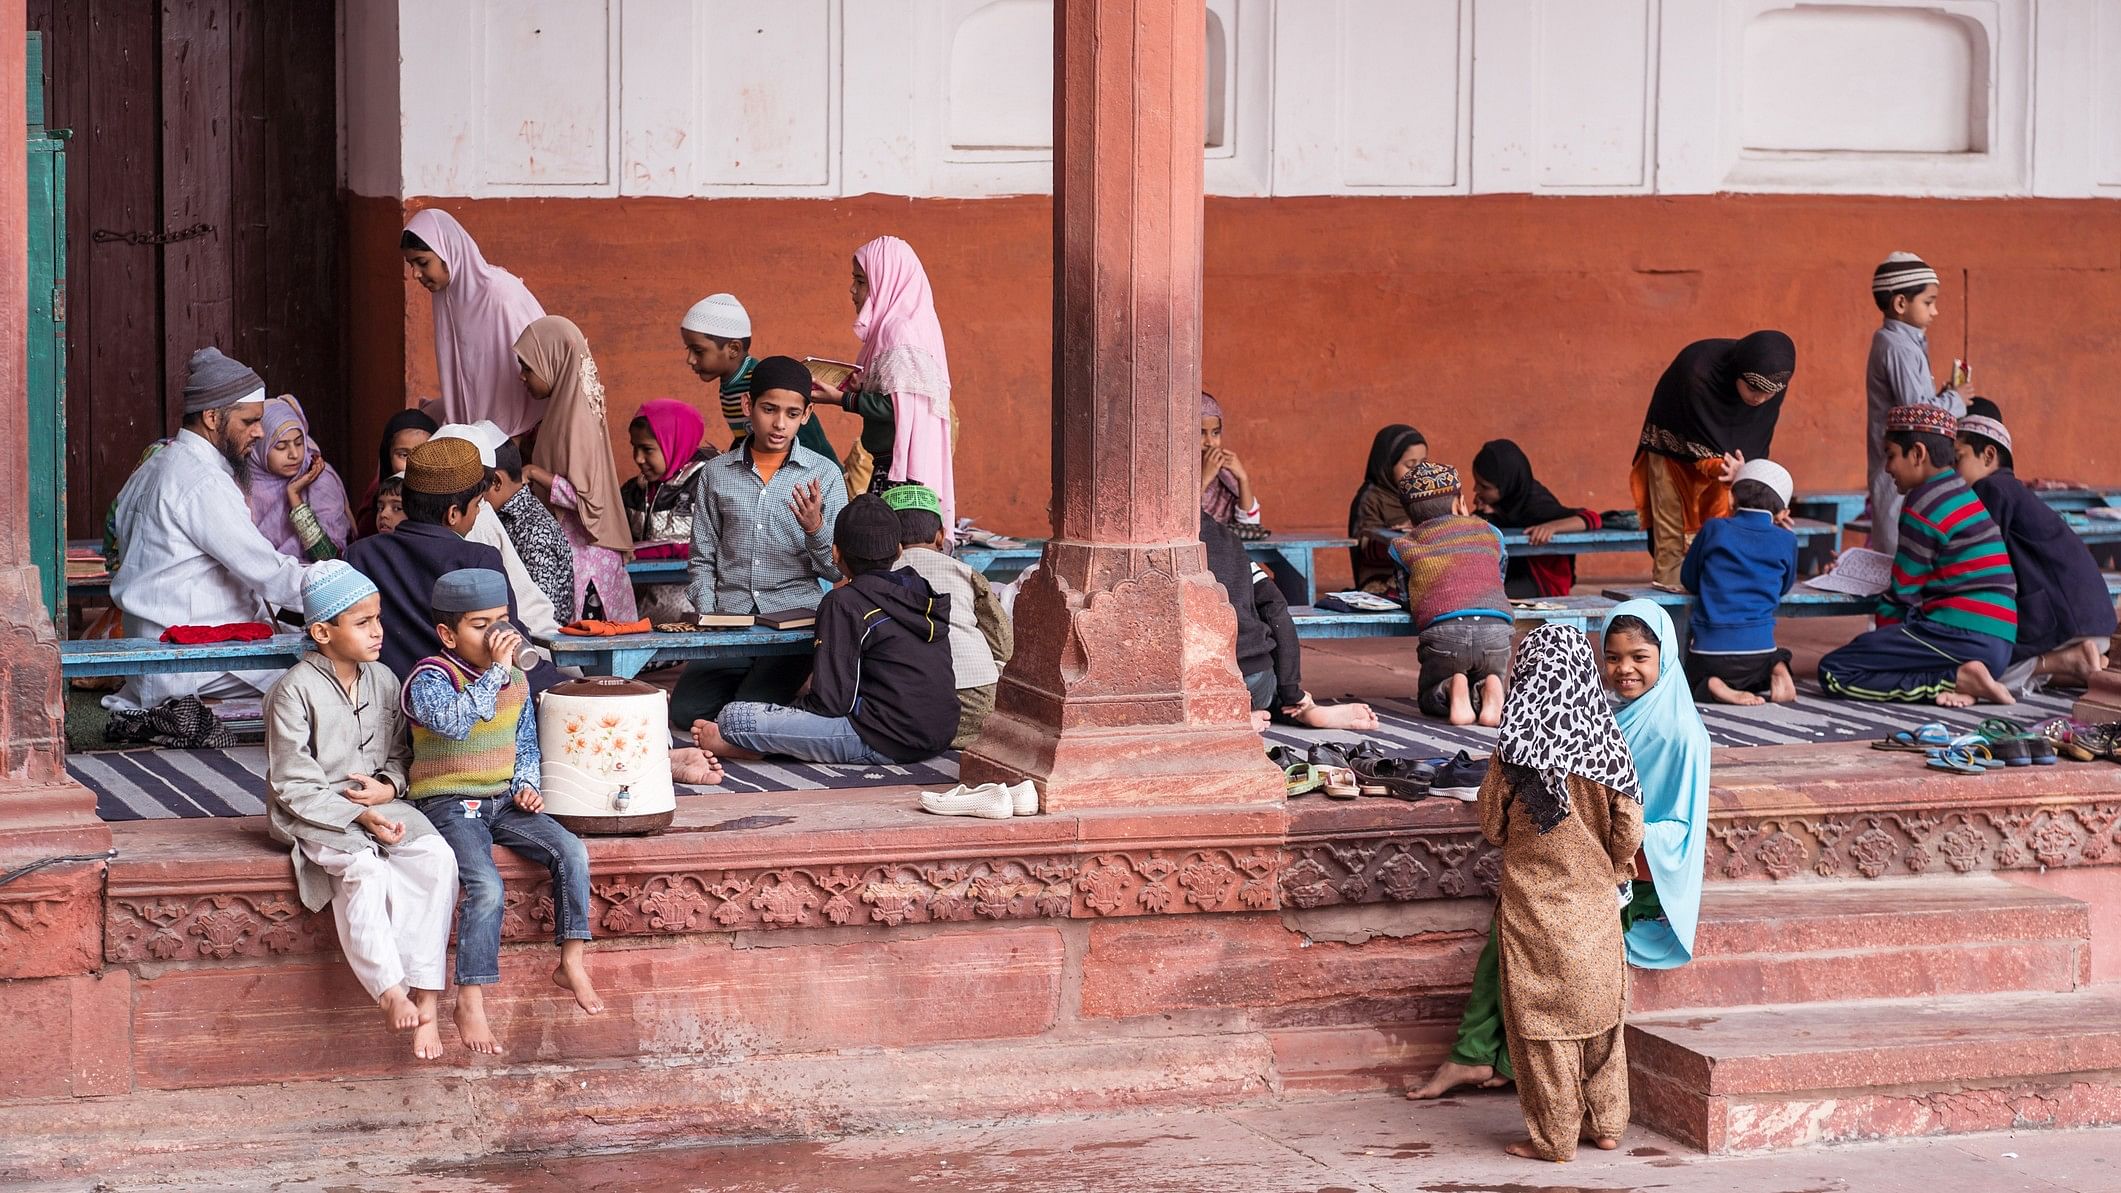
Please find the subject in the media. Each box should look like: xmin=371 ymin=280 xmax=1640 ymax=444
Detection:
xmin=51 ymin=1089 xmax=2121 ymax=1192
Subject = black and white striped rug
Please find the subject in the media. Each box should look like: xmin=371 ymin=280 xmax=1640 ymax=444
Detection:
xmin=68 ymin=685 xmax=2081 ymax=821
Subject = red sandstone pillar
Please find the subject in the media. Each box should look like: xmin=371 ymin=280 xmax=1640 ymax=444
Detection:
xmin=959 ymin=0 xmax=1281 ymax=811
xmin=0 ymin=2 xmax=112 ymax=980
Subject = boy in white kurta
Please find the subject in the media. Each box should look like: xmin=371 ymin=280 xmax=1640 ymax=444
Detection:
xmin=264 ymin=561 xmax=459 ymax=1059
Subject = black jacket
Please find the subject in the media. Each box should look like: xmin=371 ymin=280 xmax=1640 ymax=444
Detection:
xmin=344 ymin=520 xmax=561 ymax=694
xmin=1202 ymin=514 xmax=1303 ymax=707
xmin=796 ymin=568 xmax=960 ymax=761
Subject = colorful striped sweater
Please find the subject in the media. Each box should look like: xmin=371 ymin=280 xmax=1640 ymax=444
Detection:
xmin=402 ymin=652 xmax=539 ymax=802
xmin=1878 ymin=470 xmax=2018 ymax=642
xmin=1390 ymin=515 xmax=1512 ymax=632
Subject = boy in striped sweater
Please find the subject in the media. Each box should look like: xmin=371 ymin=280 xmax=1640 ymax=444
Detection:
xmin=406 ymin=567 xmax=601 ymax=1056
xmin=1391 ymin=462 xmax=1514 ymax=726
xmin=1820 ymin=406 xmax=2017 ymax=707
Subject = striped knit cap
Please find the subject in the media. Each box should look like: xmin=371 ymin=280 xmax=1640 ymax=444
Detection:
xmin=1872 ymin=251 xmax=1939 ymax=295
xmin=1887 ymin=404 xmax=1957 ymax=436
xmin=1398 ymin=460 xmax=1461 ymax=502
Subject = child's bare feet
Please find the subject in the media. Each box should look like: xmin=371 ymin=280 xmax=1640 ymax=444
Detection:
xmin=1706 ymin=676 xmax=1764 ymax=706
xmin=1769 ymin=661 xmax=1797 ymax=703
xmin=1477 ymin=675 xmax=1505 ymax=727
xmin=1947 ymin=660 xmax=2014 ymax=707
xmin=411 ymin=989 xmax=443 ymax=1060
xmin=669 ymin=746 xmax=725 ymax=786
xmin=553 ymin=940 xmax=605 ymax=1014
xmin=691 ymin=718 xmax=763 ymax=761
xmin=1581 ymin=1131 xmax=1620 ymax=1150
xmin=1406 ymin=1058 xmax=1506 ymax=1099
xmin=379 ymin=984 xmax=419 ymax=1032
xmin=1297 ymin=701 xmax=1379 ymax=731
xmin=454 ymin=987 xmax=504 ymax=1055
xmin=1504 ymin=1140 xmax=1559 ymax=1161
xmin=1446 ymin=674 xmax=1476 ymax=726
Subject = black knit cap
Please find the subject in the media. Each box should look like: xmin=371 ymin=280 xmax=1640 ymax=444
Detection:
xmin=751 ymin=355 xmax=816 ymax=402
xmin=835 ymin=494 xmax=902 ymax=560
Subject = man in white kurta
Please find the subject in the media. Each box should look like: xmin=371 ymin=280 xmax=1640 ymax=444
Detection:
xmin=106 ymin=347 xmax=309 ymax=710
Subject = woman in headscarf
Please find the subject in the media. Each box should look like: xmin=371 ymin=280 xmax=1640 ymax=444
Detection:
xmin=402 ymin=209 xmax=550 ymax=438
xmin=355 ymin=408 xmax=437 ymax=538
xmin=814 ymin=236 xmax=956 ymax=532
xmin=1480 ymin=623 xmax=1644 ymax=1163
xmin=1200 ymin=391 xmax=1263 ymax=532
xmin=1633 ymin=330 xmax=1795 ymax=590
xmin=1472 ymin=439 xmax=1599 ymax=599
xmin=245 ymin=396 xmax=355 ymax=562
xmin=1347 ymin=424 xmax=1427 ymax=593
xmin=515 ymin=316 xmax=637 ymax=622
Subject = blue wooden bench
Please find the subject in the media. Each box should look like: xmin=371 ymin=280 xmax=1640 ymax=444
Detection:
xmin=1369 ymin=521 xmax=1834 ymax=560
xmin=1292 ymin=596 xmax=1617 ymax=639
xmin=539 ymin=627 xmax=814 ymax=679
xmin=1794 ymin=489 xmax=2121 ymax=554
xmin=58 ymin=633 xmax=311 ymax=679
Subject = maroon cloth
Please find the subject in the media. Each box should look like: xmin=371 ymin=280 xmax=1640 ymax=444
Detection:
xmin=160 ymin=622 xmax=276 ymax=645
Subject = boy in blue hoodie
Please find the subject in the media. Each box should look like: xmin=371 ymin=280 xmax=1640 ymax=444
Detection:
xmin=1681 ymin=459 xmax=1799 ymax=704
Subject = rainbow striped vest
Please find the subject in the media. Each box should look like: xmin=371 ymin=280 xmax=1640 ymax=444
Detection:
xmin=404 ymin=654 xmax=528 ymax=802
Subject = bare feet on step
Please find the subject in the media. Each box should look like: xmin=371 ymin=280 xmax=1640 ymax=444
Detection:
xmin=1407 ymin=1059 xmax=1506 ymax=1099
xmin=454 ymin=987 xmax=504 ymax=1055
xmin=1581 ymin=1132 xmax=1620 ymax=1150
xmin=1706 ymin=676 xmax=1764 ymax=706
xmin=690 ymin=718 xmax=763 ymax=762
xmin=1477 ymin=675 xmax=1504 ymax=728
xmin=379 ymin=984 xmax=419 ymax=1032
xmin=1769 ymin=661 xmax=1797 ymax=704
xmin=669 ymin=746 xmax=725 ymax=786
xmin=411 ymin=989 xmax=443 ymax=1060
xmin=1446 ymin=674 xmax=1476 ymax=726
xmin=1945 ymin=660 xmax=2014 ymax=708
xmin=554 ymin=940 xmax=605 ymax=1014
xmin=1298 ymin=700 xmax=1379 ymax=731
xmin=1504 ymin=1140 xmax=1559 ymax=1161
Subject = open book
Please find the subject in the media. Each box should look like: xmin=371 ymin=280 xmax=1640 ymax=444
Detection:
xmin=803 ymin=357 xmax=859 ymax=389
xmin=1801 ymin=547 xmax=1893 ymax=597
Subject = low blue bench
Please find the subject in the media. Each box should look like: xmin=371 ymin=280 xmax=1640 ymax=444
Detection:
xmin=1292 ymin=595 xmax=1617 ymax=639
xmin=58 ymin=633 xmax=312 ymax=679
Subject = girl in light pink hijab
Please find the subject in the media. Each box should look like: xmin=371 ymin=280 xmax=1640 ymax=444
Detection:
xmin=817 ymin=236 xmax=956 ymax=535
xmin=402 ymin=209 xmax=549 ymax=437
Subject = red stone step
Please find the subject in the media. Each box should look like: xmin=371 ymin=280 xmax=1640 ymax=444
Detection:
xmin=1631 ymin=878 xmax=2091 ymax=1013
xmin=1629 ymin=987 xmax=2121 ymax=1152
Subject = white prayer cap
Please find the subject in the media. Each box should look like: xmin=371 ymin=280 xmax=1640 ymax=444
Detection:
xmin=432 ymin=420 xmax=510 ymax=468
xmin=681 ymin=293 xmax=751 ymax=339
xmin=1732 ymin=459 xmax=1793 ymax=508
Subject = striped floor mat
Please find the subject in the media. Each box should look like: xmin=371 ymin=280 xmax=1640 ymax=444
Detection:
xmin=69 ymin=687 xmax=2080 ymax=821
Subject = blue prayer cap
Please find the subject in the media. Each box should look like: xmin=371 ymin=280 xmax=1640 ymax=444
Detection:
xmin=302 ymin=560 xmax=378 ymax=626
xmin=430 ymin=567 xmax=509 ymax=614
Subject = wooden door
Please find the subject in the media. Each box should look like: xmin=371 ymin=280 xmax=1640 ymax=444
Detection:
xmin=28 ymin=0 xmax=346 ymax=539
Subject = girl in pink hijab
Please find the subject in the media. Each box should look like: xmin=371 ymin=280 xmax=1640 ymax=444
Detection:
xmin=814 ymin=236 xmax=956 ymax=535
xmin=402 ymin=209 xmax=549 ymax=437
xmin=245 ymin=396 xmax=354 ymax=562
xmin=622 ymin=398 xmax=716 ymax=561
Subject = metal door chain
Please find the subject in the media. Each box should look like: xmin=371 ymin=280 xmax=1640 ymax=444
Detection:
xmin=90 ymin=222 xmax=213 ymax=245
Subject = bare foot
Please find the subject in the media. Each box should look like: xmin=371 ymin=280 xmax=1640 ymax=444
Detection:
xmin=1407 ymin=1059 xmax=1493 ymax=1099
xmin=1446 ymin=674 xmax=1475 ymax=726
xmin=2040 ymin=640 xmax=2107 ymax=686
xmin=691 ymin=718 xmax=763 ymax=761
xmin=1582 ymin=1133 xmax=1620 ymax=1150
xmin=1951 ymin=660 xmax=2015 ymax=707
xmin=1769 ymin=661 xmax=1797 ymax=704
xmin=1477 ymin=675 xmax=1504 ymax=728
xmin=1300 ymin=701 xmax=1380 ymax=731
xmin=669 ymin=746 xmax=725 ymax=786
xmin=1250 ymin=709 xmax=1272 ymax=733
xmin=454 ymin=988 xmax=504 ymax=1055
xmin=379 ymin=984 xmax=420 ymax=1032
xmin=1707 ymin=676 xmax=1764 ymax=706
xmin=1935 ymin=690 xmax=1977 ymax=709
xmin=1504 ymin=1140 xmax=1560 ymax=1162
xmin=553 ymin=940 xmax=605 ymax=1014
xmin=1650 ymin=581 xmax=1686 ymax=594
xmin=411 ymin=990 xmax=443 ymax=1060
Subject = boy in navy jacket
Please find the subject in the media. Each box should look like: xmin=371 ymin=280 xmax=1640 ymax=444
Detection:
xmin=1681 ymin=459 xmax=1799 ymax=704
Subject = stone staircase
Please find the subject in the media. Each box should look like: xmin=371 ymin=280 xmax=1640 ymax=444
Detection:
xmin=1628 ymin=876 xmax=2121 ymax=1152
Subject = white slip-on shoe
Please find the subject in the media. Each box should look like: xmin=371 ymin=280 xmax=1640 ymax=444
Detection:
xmin=919 ymin=783 xmax=1014 ymax=820
xmin=1008 ymin=780 xmax=1039 ymax=817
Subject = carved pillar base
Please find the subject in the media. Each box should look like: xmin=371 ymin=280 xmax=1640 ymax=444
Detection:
xmin=961 ymin=543 xmax=1284 ymax=812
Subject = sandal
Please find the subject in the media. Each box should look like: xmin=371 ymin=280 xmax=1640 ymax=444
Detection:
xmin=1352 ymin=756 xmax=1435 ymax=802
xmin=1284 ymin=764 xmax=1325 ymax=797
xmin=1977 ymin=716 xmax=2032 ymax=742
xmin=2035 ymin=718 xmax=2099 ymax=762
xmin=1925 ymin=745 xmax=1992 ymax=776
xmin=1317 ymin=765 xmax=1360 ymax=800
xmin=1874 ymin=722 xmax=1954 ymax=752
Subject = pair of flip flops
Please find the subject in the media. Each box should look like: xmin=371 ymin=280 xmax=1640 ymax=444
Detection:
xmin=1926 ymin=740 xmax=2001 ymax=775
xmin=1874 ymin=722 xmax=1957 ymax=752
xmin=1311 ymin=742 xmax=1435 ymax=801
xmin=2034 ymin=717 xmax=2119 ymax=763
xmin=1972 ymin=717 xmax=2060 ymax=767
xmin=1268 ymin=745 xmax=1358 ymax=800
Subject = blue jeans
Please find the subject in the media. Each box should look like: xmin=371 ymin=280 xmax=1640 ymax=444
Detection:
xmin=415 ymin=794 xmax=592 ymax=986
xmin=718 ymin=701 xmax=892 ymax=765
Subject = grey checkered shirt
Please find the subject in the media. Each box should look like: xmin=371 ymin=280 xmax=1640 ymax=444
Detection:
xmin=686 ymin=442 xmax=847 ymax=616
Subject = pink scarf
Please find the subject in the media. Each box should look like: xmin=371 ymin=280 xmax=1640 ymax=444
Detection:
xmin=406 ymin=209 xmax=549 ymax=437
xmin=637 ymin=398 xmax=706 ymax=482
xmin=245 ymin=396 xmax=353 ymax=559
xmin=852 ymin=236 xmax=955 ymax=535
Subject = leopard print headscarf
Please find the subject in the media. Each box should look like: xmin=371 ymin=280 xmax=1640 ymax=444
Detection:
xmin=1496 ymin=623 xmax=1641 ymax=833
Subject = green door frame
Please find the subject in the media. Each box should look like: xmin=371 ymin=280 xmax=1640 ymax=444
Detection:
xmin=26 ymin=32 xmax=68 ymax=628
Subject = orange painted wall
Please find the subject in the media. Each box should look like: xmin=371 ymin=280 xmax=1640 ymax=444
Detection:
xmin=358 ymin=194 xmax=2121 ymax=584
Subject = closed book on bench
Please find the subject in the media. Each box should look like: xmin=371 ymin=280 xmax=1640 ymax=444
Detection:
xmin=755 ymin=607 xmax=817 ymax=631
xmin=695 ymin=611 xmax=757 ymax=629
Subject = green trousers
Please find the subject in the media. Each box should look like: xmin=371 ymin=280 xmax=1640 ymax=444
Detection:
xmin=1447 ymin=881 xmax=1664 ymax=1080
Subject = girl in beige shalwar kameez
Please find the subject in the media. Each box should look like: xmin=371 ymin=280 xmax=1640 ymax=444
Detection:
xmin=1480 ymin=623 xmax=1646 ymax=1162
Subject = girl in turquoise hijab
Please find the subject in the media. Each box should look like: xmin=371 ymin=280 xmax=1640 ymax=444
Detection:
xmin=1603 ymin=598 xmax=1712 ymax=969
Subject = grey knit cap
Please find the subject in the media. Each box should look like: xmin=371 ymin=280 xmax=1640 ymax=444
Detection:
xmin=181 ymin=347 xmax=266 ymax=414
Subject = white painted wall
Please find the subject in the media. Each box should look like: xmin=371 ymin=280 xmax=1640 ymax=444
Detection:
xmin=344 ymin=0 xmax=2121 ymax=199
